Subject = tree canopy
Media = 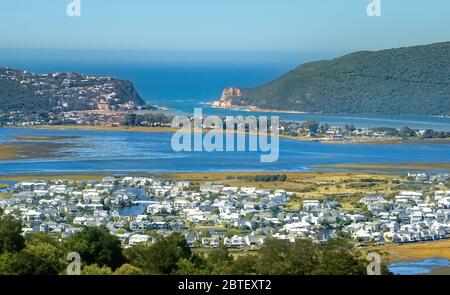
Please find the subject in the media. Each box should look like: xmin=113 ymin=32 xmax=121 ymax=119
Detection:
xmin=65 ymin=226 xmax=125 ymax=270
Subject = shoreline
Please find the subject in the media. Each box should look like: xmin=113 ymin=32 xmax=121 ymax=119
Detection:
xmin=314 ymin=162 xmax=450 ymax=172
xmin=1 ymin=166 xmax=448 ymax=182
xmin=0 ymin=170 xmax=397 ymax=181
xmin=4 ymin=125 xmax=450 ymax=146
xmin=210 ymin=104 xmax=307 ymax=114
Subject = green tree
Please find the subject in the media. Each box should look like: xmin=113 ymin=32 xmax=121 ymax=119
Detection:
xmin=311 ymin=239 xmax=366 ymax=275
xmin=0 ymin=215 xmax=25 ymax=254
xmin=113 ymin=263 xmax=143 ymax=275
xmin=254 ymin=238 xmax=369 ymax=275
xmin=65 ymin=226 xmax=125 ymax=269
xmin=230 ymin=255 xmax=259 ymax=275
xmin=26 ymin=239 xmax=66 ymax=275
xmin=175 ymin=256 xmax=209 ymax=275
xmin=303 ymin=120 xmax=320 ymax=134
xmin=203 ymin=245 xmax=233 ymax=275
xmin=125 ymin=233 xmax=191 ymax=274
xmin=207 ymin=244 xmax=232 ymax=265
xmin=0 ymin=251 xmax=38 ymax=275
xmin=82 ymin=264 xmax=113 ymax=275
xmin=345 ymin=123 xmax=356 ymax=132
xmin=255 ymin=239 xmax=296 ymax=275
xmin=399 ymin=126 xmax=415 ymax=137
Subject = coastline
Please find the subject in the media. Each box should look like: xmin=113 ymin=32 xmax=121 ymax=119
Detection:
xmin=314 ymin=162 xmax=450 ymax=172
xmin=210 ymin=104 xmax=307 ymax=114
xmin=5 ymin=125 xmax=450 ymax=146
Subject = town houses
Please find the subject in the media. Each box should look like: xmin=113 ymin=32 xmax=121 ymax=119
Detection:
xmin=0 ymin=173 xmax=449 ymax=250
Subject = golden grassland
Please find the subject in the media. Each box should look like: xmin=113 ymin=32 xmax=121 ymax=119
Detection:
xmin=364 ymin=239 xmax=450 ymax=263
xmin=0 ymin=192 xmax=11 ymax=199
xmin=192 ymin=225 xmax=226 ymax=231
xmin=316 ymin=162 xmax=450 ymax=172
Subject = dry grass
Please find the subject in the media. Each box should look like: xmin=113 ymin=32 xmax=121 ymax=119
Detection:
xmin=315 ymin=162 xmax=450 ymax=172
xmin=365 ymin=239 xmax=450 ymax=263
xmin=0 ymin=192 xmax=11 ymax=199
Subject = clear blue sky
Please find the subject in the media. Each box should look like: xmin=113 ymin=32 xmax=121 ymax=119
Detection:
xmin=1 ymin=0 xmax=450 ymax=52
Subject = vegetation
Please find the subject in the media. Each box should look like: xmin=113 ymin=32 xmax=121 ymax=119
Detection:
xmin=316 ymin=162 xmax=450 ymax=172
xmin=0 ymin=215 xmax=25 ymax=253
xmin=0 ymin=215 xmax=388 ymax=275
xmin=367 ymin=239 xmax=450 ymax=263
xmin=222 ymin=42 xmax=450 ymax=115
xmin=65 ymin=226 xmax=125 ymax=269
xmin=227 ymin=174 xmax=288 ymax=182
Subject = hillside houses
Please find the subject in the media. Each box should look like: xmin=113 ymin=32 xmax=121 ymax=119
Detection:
xmin=0 ymin=174 xmax=449 ymax=249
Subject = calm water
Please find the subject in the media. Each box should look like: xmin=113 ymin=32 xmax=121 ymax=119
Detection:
xmin=0 ymin=128 xmax=449 ymax=174
xmin=117 ymin=188 xmax=150 ymax=217
xmin=389 ymin=259 xmax=450 ymax=275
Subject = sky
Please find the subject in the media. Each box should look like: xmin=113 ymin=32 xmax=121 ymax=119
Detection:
xmin=1 ymin=0 xmax=450 ymax=53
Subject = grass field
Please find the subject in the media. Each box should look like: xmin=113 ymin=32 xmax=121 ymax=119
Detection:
xmin=0 ymin=192 xmax=11 ymax=199
xmin=315 ymin=162 xmax=450 ymax=172
xmin=365 ymin=239 xmax=450 ymax=263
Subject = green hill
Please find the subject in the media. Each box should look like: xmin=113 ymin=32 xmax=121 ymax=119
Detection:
xmin=215 ymin=42 xmax=450 ymax=115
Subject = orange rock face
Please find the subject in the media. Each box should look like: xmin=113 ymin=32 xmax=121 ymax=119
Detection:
xmin=212 ymin=87 xmax=242 ymax=107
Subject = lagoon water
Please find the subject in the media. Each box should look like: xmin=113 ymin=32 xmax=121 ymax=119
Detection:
xmin=389 ymin=259 xmax=450 ymax=275
xmin=0 ymin=57 xmax=449 ymax=174
xmin=0 ymin=128 xmax=449 ymax=174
